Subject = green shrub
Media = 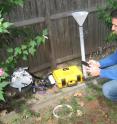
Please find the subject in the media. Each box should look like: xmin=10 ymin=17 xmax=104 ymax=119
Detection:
xmin=0 ymin=0 xmax=48 ymax=101
xmin=97 ymin=0 xmax=117 ymax=42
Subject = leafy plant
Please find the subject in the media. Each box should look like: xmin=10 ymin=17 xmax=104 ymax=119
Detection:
xmin=10 ymin=0 xmax=25 ymax=7
xmin=70 ymin=97 xmax=80 ymax=113
xmin=0 ymin=29 xmax=48 ymax=101
xmin=0 ymin=0 xmax=48 ymax=101
xmin=0 ymin=0 xmax=25 ymax=14
xmin=0 ymin=14 xmax=13 ymax=33
xmin=0 ymin=9 xmax=13 ymax=101
xmin=106 ymin=32 xmax=117 ymax=42
xmin=97 ymin=0 xmax=117 ymax=42
xmin=4 ymin=29 xmax=48 ymax=71
xmin=0 ymin=82 xmax=9 ymax=101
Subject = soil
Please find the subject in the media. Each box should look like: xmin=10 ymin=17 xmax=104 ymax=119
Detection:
xmin=0 ymin=59 xmax=117 ymax=124
xmin=0 ymin=83 xmax=117 ymax=124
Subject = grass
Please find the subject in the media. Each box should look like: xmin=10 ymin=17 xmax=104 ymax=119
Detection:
xmin=0 ymin=80 xmax=117 ymax=124
xmin=11 ymin=116 xmax=21 ymax=124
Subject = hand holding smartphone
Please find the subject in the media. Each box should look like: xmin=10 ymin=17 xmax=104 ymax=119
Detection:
xmin=81 ymin=61 xmax=90 ymax=67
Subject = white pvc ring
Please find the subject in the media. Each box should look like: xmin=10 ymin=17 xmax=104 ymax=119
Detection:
xmin=53 ymin=104 xmax=73 ymax=119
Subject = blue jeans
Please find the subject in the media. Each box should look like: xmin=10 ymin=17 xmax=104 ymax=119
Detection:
xmin=102 ymin=65 xmax=117 ymax=101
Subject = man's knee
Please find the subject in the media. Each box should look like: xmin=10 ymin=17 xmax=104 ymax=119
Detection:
xmin=102 ymin=81 xmax=117 ymax=101
xmin=102 ymin=83 xmax=111 ymax=99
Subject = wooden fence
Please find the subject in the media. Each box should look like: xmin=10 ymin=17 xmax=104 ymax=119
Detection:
xmin=4 ymin=0 xmax=110 ymax=72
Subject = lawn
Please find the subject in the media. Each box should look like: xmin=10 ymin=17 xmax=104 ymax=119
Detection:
xmin=0 ymin=78 xmax=117 ymax=124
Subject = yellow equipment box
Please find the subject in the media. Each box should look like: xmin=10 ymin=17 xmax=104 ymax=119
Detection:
xmin=53 ymin=65 xmax=83 ymax=88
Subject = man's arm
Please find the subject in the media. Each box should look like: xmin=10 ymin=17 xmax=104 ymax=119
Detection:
xmin=99 ymin=51 xmax=117 ymax=68
xmin=86 ymin=65 xmax=117 ymax=80
xmin=100 ymin=67 xmax=117 ymax=80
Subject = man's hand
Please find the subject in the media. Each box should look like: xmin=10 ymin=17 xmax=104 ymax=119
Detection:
xmin=86 ymin=66 xmax=100 ymax=77
xmin=88 ymin=60 xmax=100 ymax=68
xmin=85 ymin=60 xmax=100 ymax=77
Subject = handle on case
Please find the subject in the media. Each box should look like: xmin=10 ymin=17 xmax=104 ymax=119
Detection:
xmin=63 ymin=67 xmax=69 ymax=71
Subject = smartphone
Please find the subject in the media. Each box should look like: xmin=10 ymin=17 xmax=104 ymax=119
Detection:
xmin=81 ymin=61 xmax=90 ymax=67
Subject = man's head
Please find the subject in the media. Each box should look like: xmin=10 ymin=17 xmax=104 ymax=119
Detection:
xmin=111 ymin=9 xmax=117 ymax=34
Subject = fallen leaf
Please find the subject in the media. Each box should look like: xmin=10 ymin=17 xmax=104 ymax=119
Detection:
xmin=79 ymin=101 xmax=84 ymax=107
xmin=0 ymin=110 xmax=7 ymax=116
xmin=74 ymin=92 xmax=83 ymax=97
xmin=64 ymin=96 xmax=70 ymax=101
xmin=35 ymin=116 xmax=42 ymax=121
xmin=76 ymin=110 xmax=83 ymax=117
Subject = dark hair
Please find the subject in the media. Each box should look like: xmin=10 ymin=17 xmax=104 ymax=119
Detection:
xmin=111 ymin=9 xmax=117 ymax=18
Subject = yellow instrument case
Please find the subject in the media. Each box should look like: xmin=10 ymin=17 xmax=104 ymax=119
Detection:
xmin=53 ymin=65 xmax=83 ymax=88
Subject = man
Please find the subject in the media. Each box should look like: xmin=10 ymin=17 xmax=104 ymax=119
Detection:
xmin=86 ymin=9 xmax=117 ymax=101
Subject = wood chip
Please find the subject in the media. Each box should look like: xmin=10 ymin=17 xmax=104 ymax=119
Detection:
xmin=74 ymin=92 xmax=83 ymax=97
xmin=76 ymin=110 xmax=83 ymax=117
xmin=79 ymin=101 xmax=84 ymax=107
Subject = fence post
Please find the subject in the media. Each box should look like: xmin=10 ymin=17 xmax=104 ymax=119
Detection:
xmin=45 ymin=0 xmax=57 ymax=69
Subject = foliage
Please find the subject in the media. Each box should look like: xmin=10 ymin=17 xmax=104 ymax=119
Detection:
xmin=106 ymin=32 xmax=117 ymax=42
xmin=3 ymin=29 xmax=48 ymax=72
xmin=70 ymin=97 xmax=80 ymax=113
xmin=97 ymin=0 xmax=117 ymax=42
xmin=0 ymin=0 xmax=25 ymax=14
xmin=0 ymin=0 xmax=48 ymax=101
xmin=0 ymin=28 xmax=48 ymax=101
xmin=0 ymin=6 xmax=13 ymax=101
xmin=0 ymin=12 xmax=13 ymax=33
xmin=0 ymin=82 xmax=8 ymax=101
xmin=10 ymin=0 xmax=25 ymax=6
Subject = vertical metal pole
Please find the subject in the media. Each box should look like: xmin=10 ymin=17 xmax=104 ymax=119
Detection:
xmin=79 ymin=26 xmax=87 ymax=78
